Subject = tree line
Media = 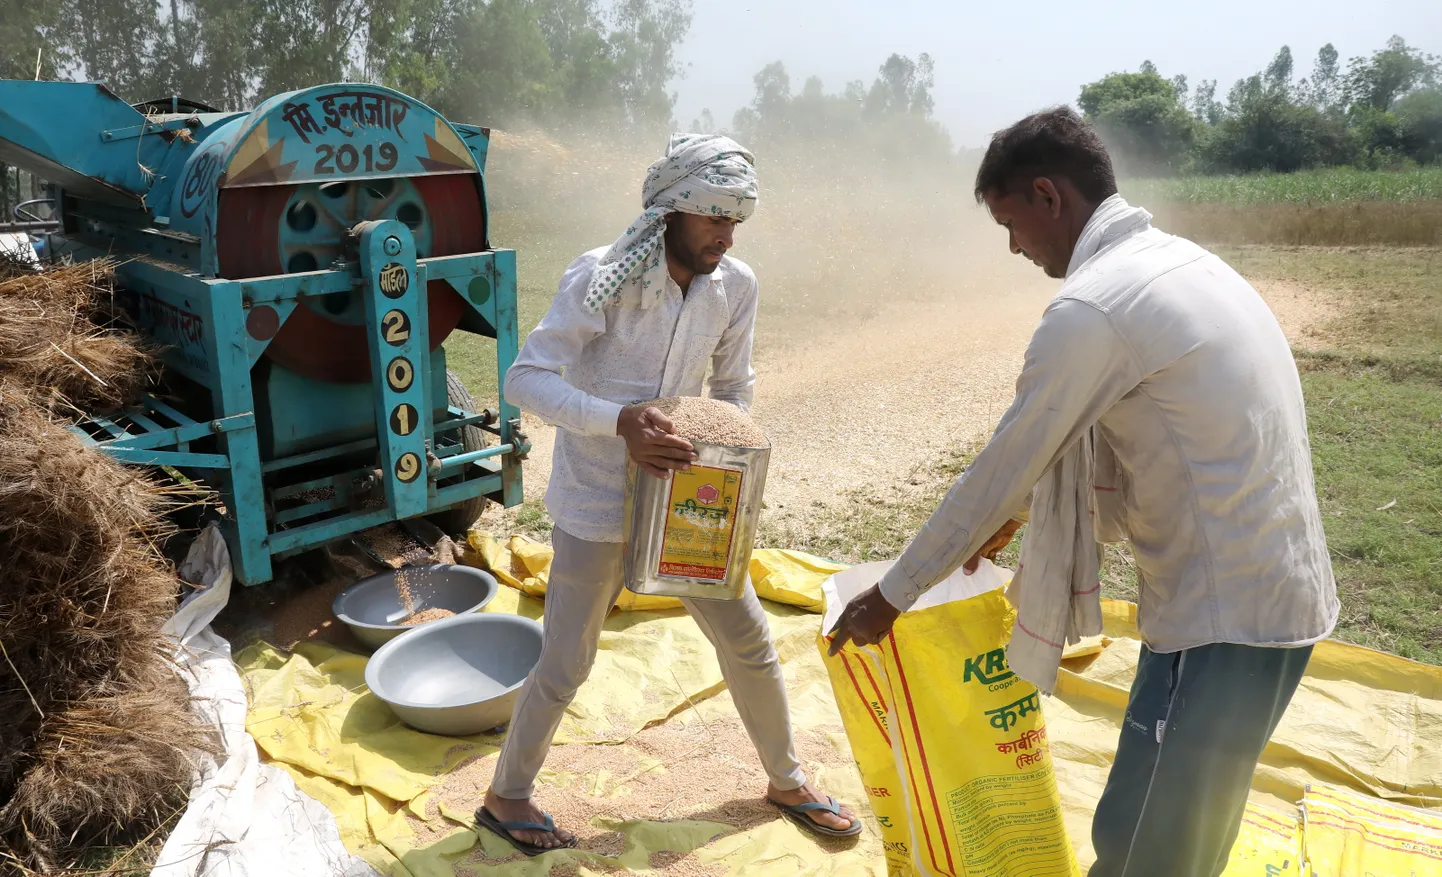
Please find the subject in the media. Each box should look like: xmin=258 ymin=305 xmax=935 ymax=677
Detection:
xmin=7 ymin=3 xmax=1429 ymax=181
xmin=1079 ymin=36 xmax=1442 ymax=176
xmin=0 ymin=0 xmax=961 ymax=221
xmin=705 ymin=53 xmax=956 ymax=167
xmin=0 ymin=0 xmax=956 ymax=182
xmin=0 ymin=0 xmax=691 ymax=129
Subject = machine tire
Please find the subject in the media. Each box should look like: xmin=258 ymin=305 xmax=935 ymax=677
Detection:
xmin=428 ymin=370 xmax=491 ymax=535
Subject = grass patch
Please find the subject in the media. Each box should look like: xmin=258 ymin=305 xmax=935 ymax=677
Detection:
xmin=1297 ymin=355 xmax=1442 ymax=662
xmin=441 ymin=209 xmax=594 ymax=405
xmin=1216 ymin=247 xmax=1442 ymax=359
xmin=1147 ymin=201 xmax=1442 ymax=247
xmin=1124 ymin=168 xmax=1442 ymax=205
xmin=1123 ymin=170 xmax=1442 ymax=246
xmin=477 ymin=497 xmax=553 ymax=544
xmin=510 ymin=497 xmax=553 ymax=538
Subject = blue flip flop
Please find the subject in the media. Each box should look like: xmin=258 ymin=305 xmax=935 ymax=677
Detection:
xmin=769 ymin=796 xmax=863 ymax=839
xmin=475 ymin=806 xmax=578 ymax=857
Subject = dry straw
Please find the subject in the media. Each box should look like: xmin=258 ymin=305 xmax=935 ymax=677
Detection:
xmin=0 ymin=259 xmax=208 ymax=872
xmin=0 ymin=255 xmax=157 ymax=415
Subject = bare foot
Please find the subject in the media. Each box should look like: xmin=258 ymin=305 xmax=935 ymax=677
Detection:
xmin=767 ymin=781 xmax=859 ymax=833
xmin=481 ymin=790 xmax=575 ymax=850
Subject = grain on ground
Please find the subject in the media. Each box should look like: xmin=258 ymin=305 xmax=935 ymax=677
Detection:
xmin=265 ymin=574 xmax=363 ymax=651
xmin=648 ymin=850 xmax=725 ymax=876
xmin=430 ymin=716 xmax=855 ymax=873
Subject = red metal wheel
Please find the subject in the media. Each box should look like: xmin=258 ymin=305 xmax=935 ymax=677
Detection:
xmin=216 ymin=173 xmax=485 ymax=383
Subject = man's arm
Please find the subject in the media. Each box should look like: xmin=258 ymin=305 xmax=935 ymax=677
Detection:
xmin=878 ymin=298 xmax=1142 ymax=610
xmin=706 ymin=269 xmax=759 ymax=413
xmin=504 ymin=253 xmax=697 ymax=478
xmin=503 ymin=253 xmax=623 ymax=437
xmin=1012 ymin=489 xmax=1034 ymax=524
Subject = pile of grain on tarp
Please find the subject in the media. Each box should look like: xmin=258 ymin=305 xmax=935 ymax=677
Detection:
xmin=0 ymin=259 xmax=208 ymax=873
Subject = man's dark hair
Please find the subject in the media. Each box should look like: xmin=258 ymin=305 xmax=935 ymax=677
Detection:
xmin=973 ymin=107 xmax=1118 ymax=204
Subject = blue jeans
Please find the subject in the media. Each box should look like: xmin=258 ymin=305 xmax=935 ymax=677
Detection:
xmin=1089 ymin=641 xmax=1313 ymax=877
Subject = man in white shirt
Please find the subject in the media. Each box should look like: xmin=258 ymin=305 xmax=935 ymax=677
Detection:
xmin=479 ymin=134 xmax=860 ymax=855
xmin=829 ymin=109 xmax=1338 ymax=876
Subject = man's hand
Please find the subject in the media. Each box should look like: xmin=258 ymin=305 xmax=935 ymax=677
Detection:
xmin=963 ymin=518 xmax=1024 ymax=574
xmin=826 ymin=584 xmax=901 ymax=656
xmin=618 ymin=405 xmax=696 ymax=479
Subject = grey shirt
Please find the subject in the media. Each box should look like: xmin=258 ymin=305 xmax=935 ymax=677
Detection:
xmin=879 ymin=197 xmax=1339 ymax=653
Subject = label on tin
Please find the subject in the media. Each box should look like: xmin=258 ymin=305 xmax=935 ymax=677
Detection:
xmin=657 ymin=464 xmax=744 ymax=581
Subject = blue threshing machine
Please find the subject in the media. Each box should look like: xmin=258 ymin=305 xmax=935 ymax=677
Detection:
xmin=0 ymin=80 xmax=531 ymax=585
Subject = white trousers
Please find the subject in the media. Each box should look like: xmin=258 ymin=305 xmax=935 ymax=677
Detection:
xmin=490 ymin=527 xmax=807 ymax=798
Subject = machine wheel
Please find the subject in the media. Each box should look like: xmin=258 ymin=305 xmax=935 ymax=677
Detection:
xmin=428 ymin=370 xmax=491 ymax=535
xmin=215 ymin=174 xmax=485 ymax=383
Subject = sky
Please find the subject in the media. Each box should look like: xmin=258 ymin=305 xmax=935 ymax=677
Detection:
xmin=670 ymin=0 xmax=1442 ymax=148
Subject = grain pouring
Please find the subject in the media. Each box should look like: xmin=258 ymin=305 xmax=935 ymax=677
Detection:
xmin=391 ymin=567 xmax=457 ymax=625
xmin=394 ymin=567 xmax=416 ymax=616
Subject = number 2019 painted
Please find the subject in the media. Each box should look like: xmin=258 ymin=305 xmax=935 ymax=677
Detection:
xmin=314 ymin=142 xmax=399 ymax=175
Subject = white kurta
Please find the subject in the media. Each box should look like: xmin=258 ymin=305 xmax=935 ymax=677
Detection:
xmin=504 ymin=247 xmax=759 ymax=542
xmin=880 ymin=196 xmax=1339 ymax=655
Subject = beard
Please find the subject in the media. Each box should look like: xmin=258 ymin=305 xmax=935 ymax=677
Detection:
xmin=694 ymin=249 xmax=724 ymax=274
xmin=665 ymin=227 xmax=724 ymax=275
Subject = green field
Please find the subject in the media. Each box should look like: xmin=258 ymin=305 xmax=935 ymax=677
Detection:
xmin=1123 ymin=167 xmax=1442 ymax=205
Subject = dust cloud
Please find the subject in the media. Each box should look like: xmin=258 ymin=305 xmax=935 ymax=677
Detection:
xmin=479 ymin=123 xmax=1062 ymax=515
xmin=483 ymin=124 xmax=1039 ymax=357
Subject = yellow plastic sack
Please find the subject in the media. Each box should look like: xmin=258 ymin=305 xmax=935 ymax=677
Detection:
xmin=1303 ymin=783 xmax=1442 ymax=875
xmin=1220 ymin=803 xmax=1301 ymax=876
xmin=819 ymin=559 xmax=1080 ymax=877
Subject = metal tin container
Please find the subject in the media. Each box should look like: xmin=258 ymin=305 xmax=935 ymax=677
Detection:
xmin=622 ymin=440 xmax=770 ymax=601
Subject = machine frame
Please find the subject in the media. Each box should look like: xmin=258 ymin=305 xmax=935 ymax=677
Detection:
xmin=1 ymin=80 xmax=530 ymax=585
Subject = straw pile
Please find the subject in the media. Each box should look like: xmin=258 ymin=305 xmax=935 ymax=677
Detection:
xmin=0 ymin=260 xmax=206 ymax=872
xmin=0 ymin=257 xmax=157 ymax=415
xmin=0 ymin=247 xmax=36 ymax=282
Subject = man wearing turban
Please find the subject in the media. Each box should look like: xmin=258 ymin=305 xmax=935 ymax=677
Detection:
xmin=480 ymin=134 xmax=860 ymax=855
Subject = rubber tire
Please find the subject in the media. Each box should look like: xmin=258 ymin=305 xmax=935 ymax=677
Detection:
xmin=427 ymin=370 xmax=490 ymax=534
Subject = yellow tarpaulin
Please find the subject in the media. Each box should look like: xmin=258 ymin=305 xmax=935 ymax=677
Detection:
xmin=1302 ymin=784 xmax=1442 ymax=875
xmin=236 ymin=535 xmax=1442 ymax=876
xmin=466 ymin=532 xmax=841 ymax=615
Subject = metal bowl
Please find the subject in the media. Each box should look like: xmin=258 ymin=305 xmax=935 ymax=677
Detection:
xmin=364 ymin=612 xmax=544 ymax=736
xmin=332 ymin=564 xmax=499 ymax=651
